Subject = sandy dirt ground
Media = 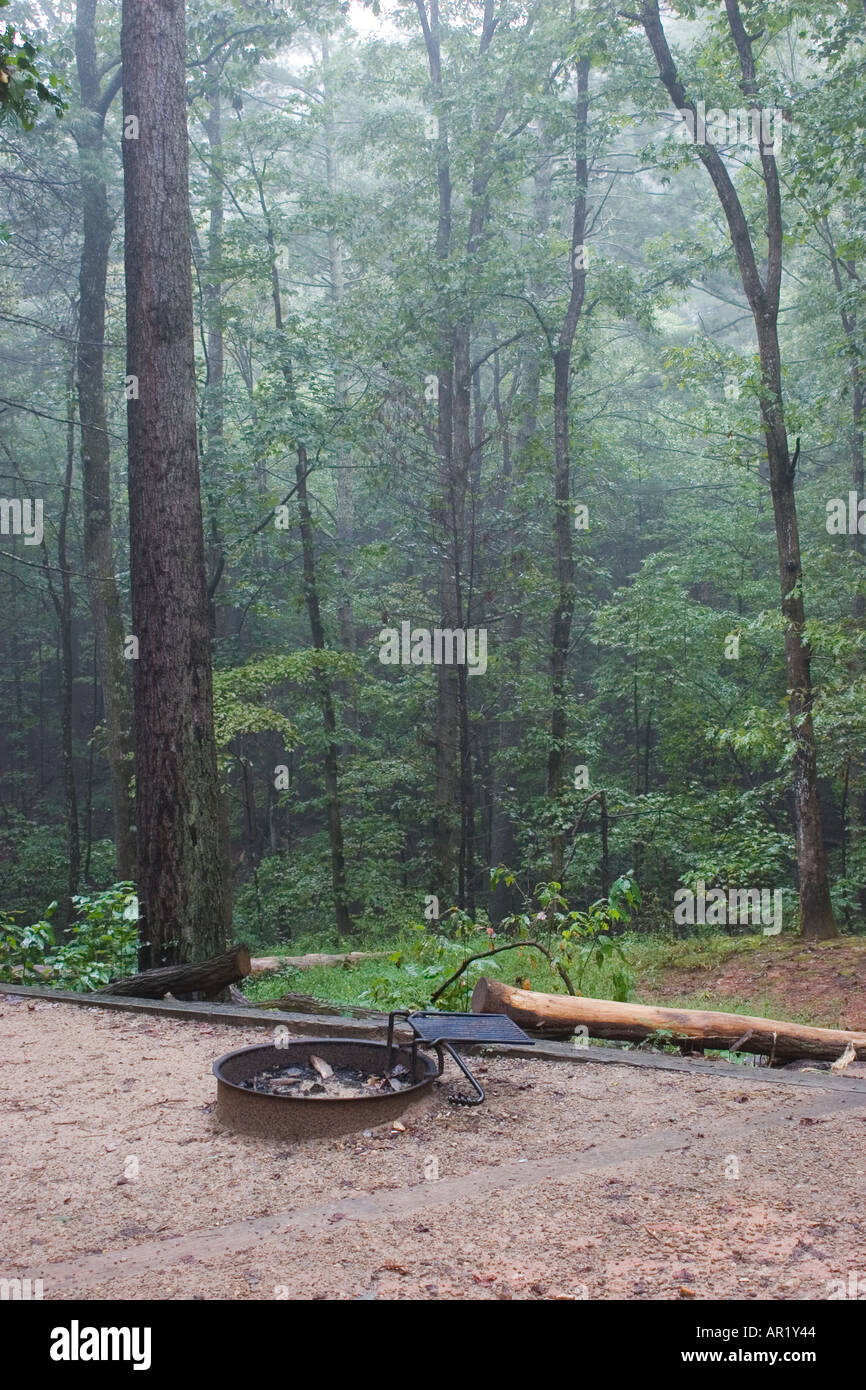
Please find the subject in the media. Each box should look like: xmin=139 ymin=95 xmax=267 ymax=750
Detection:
xmin=2 ymin=997 xmax=865 ymax=1301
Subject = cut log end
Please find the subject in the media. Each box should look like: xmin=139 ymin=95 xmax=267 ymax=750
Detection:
xmin=99 ymin=944 xmax=252 ymax=1001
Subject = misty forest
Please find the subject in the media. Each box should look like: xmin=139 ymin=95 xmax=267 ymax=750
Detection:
xmin=2 ymin=0 xmax=866 ymax=1028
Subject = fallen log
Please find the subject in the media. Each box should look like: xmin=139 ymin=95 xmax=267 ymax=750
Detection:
xmin=99 ymin=945 xmax=251 ymax=1000
xmin=249 ymin=951 xmax=386 ymax=976
xmin=229 ymin=983 xmax=383 ymax=1020
xmin=472 ymin=977 xmax=866 ymax=1063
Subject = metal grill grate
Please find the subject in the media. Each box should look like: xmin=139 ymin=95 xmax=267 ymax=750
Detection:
xmin=386 ymin=1009 xmax=535 ymax=1104
xmin=405 ymin=1011 xmax=534 ymax=1047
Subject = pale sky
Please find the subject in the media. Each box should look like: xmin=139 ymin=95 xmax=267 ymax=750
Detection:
xmin=347 ymin=0 xmax=404 ymax=41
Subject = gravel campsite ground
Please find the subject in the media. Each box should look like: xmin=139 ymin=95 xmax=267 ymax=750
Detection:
xmin=2 ymin=997 xmax=865 ymax=1301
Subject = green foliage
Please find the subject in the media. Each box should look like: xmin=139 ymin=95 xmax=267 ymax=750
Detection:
xmin=357 ymin=946 xmax=466 ymax=1012
xmin=248 ymin=923 xmax=861 ymax=1037
xmin=46 ymin=885 xmax=139 ymax=991
xmin=213 ymin=651 xmax=353 ymax=749
xmin=242 ymin=925 xmax=505 ymax=1013
xmin=0 ymin=3 xmax=64 ymax=129
xmin=0 ymin=906 xmax=55 ymax=983
xmin=245 ymin=877 xmax=642 ymax=1014
xmin=489 ymin=871 xmax=639 ymax=1000
xmin=232 ymin=844 xmax=423 ymax=951
xmin=677 ymin=794 xmax=794 ymax=892
xmin=0 ymin=886 xmax=138 ymax=991
xmin=3 ymin=0 xmax=866 ymax=964
xmin=0 ymin=817 xmax=116 ymax=923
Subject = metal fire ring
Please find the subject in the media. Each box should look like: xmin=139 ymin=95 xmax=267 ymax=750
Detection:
xmin=213 ymin=1037 xmax=438 ymax=1141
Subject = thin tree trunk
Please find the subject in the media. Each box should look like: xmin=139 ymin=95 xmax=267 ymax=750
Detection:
xmin=487 ymin=155 xmax=547 ymax=922
xmin=639 ymin=0 xmax=836 ymax=940
xmin=74 ymin=0 xmax=136 ymax=881
xmin=452 ymin=318 xmax=473 ymax=907
xmin=824 ymin=224 xmax=864 ymax=619
xmin=198 ymin=60 xmax=236 ymax=924
xmin=203 ymin=63 xmax=224 ymax=464
xmin=417 ymin=0 xmax=502 ymax=904
xmin=248 ymin=136 xmax=354 ymax=938
xmin=487 ymin=353 xmax=523 ymax=910
xmin=42 ymin=364 xmax=81 ymax=926
xmin=83 ymin=647 xmax=98 ymax=881
xmin=547 ymin=56 xmax=589 ymax=883
xmin=321 ymin=34 xmax=356 ymax=661
xmin=121 ymin=0 xmax=230 ymax=965
xmin=296 ymin=446 xmax=353 ymax=939
xmin=823 ymin=229 xmax=866 ymax=917
xmin=201 ymin=58 xmax=230 ymax=639
xmin=417 ymin=0 xmax=460 ymax=898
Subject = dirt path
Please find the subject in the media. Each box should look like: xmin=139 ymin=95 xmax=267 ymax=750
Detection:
xmin=2 ymin=998 xmax=865 ymax=1300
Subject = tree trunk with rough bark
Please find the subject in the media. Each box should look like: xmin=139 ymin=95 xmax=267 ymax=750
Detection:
xmin=322 ymin=34 xmax=357 ymax=662
xmin=121 ymin=0 xmax=230 ymax=965
xmin=825 ymin=224 xmax=864 ymax=620
xmin=101 ymin=943 xmax=250 ymax=998
xmin=417 ymin=0 xmax=461 ymax=899
xmin=418 ymin=0 xmax=504 ymax=905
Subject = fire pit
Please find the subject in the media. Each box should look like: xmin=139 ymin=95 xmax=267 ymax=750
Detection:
xmin=213 ymin=1012 xmax=535 ymax=1141
xmin=213 ymin=1037 xmax=439 ymax=1141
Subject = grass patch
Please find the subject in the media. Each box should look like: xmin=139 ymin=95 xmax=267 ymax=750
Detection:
xmin=627 ymin=931 xmax=759 ymax=992
xmin=239 ymin=927 xmax=856 ymax=1032
xmin=242 ymin=926 xmax=638 ymax=1014
xmin=243 ymin=928 xmax=759 ymax=1016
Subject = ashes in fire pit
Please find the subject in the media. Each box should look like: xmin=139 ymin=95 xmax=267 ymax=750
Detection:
xmin=214 ymin=1016 xmax=533 ymax=1141
xmin=240 ymin=1054 xmax=413 ymax=1099
xmin=213 ymin=1038 xmax=439 ymax=1140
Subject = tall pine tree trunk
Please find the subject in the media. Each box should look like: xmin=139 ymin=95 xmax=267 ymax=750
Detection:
xmin=121 ymin=0 xmax=230 ymax=965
